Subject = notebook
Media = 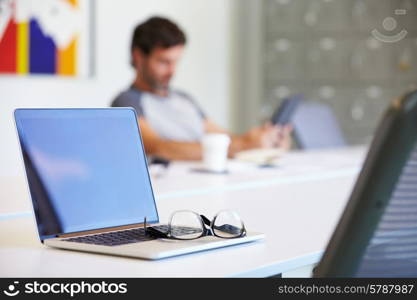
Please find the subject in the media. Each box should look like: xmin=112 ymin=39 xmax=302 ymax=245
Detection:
xmin=14 ymin=108 xmax=264 ymax=260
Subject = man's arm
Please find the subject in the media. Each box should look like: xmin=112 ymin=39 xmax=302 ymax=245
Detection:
xmin=139 ymin=118 xmax=292 ymax=161
xmin=140 ymin=118 xmax=243 ymax=160
xmin=139 ymin=118 xmax=202 ymax=160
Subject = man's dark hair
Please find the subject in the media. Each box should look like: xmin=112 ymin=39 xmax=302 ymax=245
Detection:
xmin=131 ymin=16 xmax=186 ymax=59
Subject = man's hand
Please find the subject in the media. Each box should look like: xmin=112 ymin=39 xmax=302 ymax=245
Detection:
xmin=242 ymin=123 xmax=293 ymax=150
xmin=276 ymin=124 xmax=293 ymax=151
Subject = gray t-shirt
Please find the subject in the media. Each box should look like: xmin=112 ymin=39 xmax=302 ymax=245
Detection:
xmin=111 ymin=87 xmax=206 ymax=142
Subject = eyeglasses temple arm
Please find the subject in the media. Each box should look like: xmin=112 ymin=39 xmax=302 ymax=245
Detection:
xmin=145 ymin=226 xmax=169 ymax=238
xmin=201 ymin=214 xmax=246 ymax=236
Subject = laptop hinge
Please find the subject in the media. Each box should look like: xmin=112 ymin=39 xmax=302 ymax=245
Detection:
xmin=56 ymin=223 xmax=148 ymax=238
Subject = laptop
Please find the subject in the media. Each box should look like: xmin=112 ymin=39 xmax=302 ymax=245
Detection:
xmin=14 ymin=108 xmax=264 ymax=260
xmin=314 ymin=90 xmax=417 ymax=277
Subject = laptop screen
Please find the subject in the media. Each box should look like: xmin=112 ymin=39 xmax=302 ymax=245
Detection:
xmin=15 ymin=109 xmax=159 ymax=240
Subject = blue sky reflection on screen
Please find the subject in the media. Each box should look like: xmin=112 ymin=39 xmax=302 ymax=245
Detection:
xmin=16 ymin=109 xmax=158 ymax=235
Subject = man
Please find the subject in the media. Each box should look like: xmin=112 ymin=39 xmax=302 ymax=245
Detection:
xmin=112 ymin=16 xmax=291 ymax=161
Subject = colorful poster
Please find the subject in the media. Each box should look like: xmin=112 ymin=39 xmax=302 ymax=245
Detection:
xmin=0 ymin=0 xmax=92 ymax=77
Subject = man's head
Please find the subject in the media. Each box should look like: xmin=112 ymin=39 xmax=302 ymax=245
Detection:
xmin=131 ymin=17 xmax=186 ymax=93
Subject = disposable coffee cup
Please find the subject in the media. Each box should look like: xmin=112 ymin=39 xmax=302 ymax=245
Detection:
xmin=201 ymin=134 xmax=231 ymax=172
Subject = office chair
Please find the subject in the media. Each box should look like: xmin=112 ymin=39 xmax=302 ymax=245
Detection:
xmin=314 ymin=90 xmax=417 ymax=277
xmin=292 ymin=101 xmax=346 ymax=150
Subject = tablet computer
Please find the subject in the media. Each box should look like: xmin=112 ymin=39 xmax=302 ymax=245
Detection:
xmin=270 ymin=94 xmax=304 ymax=125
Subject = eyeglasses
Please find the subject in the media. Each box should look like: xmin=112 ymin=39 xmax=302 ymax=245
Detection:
xmin=145 ymin=210 xmax=246 ymax=240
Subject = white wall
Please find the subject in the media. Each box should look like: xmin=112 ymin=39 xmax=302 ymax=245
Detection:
xmin=0 ymin=0 xmax=232 ymax=176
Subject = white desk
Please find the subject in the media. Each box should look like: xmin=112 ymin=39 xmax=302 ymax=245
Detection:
xmin=0 ymin=146 xmax=366 ymax=277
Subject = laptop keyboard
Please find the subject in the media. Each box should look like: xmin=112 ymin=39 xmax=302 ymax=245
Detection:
xmin=62 ymin=225 xmax=200 ymax=247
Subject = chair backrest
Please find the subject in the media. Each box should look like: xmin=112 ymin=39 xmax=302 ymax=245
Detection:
xmin=292 ymin=101 xmax=346 ymax=149
xmin=314 ymin=90 xmax=417 ymax=277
